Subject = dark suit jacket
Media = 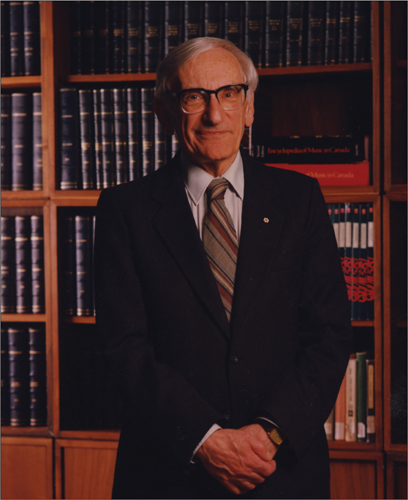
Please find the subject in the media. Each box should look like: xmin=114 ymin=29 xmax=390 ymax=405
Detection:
xmin=94 ymin=152 xmax=352 ymax=499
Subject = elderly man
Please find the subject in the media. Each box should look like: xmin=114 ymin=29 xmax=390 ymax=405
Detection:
xmin=95 ymin=37 xmax=352 ymax=499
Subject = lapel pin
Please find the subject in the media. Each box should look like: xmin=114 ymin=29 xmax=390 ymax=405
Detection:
xmin=263 ymin=217 xmax=270 ymax=223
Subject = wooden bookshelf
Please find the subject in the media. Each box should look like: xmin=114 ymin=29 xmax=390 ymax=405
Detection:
xmin=1 ymin=2 xmax=405 ymax=499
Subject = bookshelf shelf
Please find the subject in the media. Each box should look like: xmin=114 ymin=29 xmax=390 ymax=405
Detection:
xmin=1 ymin=426 xmax=50 ymax=437
xmin=59 ymin=429 xmax=120 ymax=441
xmin=1 ymin=76 xmax=42 ymax=89
xmin=328 ymin=441 xmax=377 ymax=451
xmin=257 ymin=62 xmax=372 ymax=77
xmin=64 ymin=73 xmax=156 ymax=84
xmin=63 ymin=316 xmax=95 ymax=324
xmin=1 ymin=314 xmax=47 ymax=323
xmin=1 ymin=191 xmax=48 ymax=202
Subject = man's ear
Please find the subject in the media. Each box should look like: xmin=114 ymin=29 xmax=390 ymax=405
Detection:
xmin=245 ymin=96 xmax=255 ymax=128
xmin=153 ymin=95 xmax=175 ymax=136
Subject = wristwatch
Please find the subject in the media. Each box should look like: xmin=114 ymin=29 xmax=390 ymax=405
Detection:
xmin=257 ymin=420 xmax=286 ymax=447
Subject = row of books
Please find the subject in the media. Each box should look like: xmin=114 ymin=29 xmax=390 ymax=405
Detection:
xmin=328 ymin=203 xmax=374 ymax=321
xmin=59 ymin=87 xmax=178 ymax=190
xmin=1 ymin=1 xmax=41 ymax=77
xmin=1 ymin=324 xmax=47 ymax=427
xmin=1 ymin=215 xmax=45 ymax=315
xmin=1 ymin=92 xmax=43 ymax=191
xmin=70 ymin=1 xmax=372 ymax=75
xmin=61 ymin=215 xmax=96 ymax=318
xmin=325 ymin=352 xmax=375 ymax=443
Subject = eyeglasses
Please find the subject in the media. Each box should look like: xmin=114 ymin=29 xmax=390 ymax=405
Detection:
xmin=172 ymin=84 xmax=249 ymax=114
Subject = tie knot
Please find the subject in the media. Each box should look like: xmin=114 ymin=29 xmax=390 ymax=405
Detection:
xmin=206 ymin=178 xmax=229 ymax=202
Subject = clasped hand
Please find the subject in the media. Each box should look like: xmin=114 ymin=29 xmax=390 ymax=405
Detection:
xmin=196 ymin=424 xmax=278 ymax=495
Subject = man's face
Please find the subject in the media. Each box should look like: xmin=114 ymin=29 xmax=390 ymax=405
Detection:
xmin=159 ymin=48 xmax=254 ymax=175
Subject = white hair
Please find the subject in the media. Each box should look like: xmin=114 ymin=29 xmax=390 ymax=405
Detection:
xmin=155 ymin=37 xmax=258 ymax=104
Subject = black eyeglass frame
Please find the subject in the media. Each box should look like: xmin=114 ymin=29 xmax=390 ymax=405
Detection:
xmin=171 ymin=84 xmax=249 ymax=114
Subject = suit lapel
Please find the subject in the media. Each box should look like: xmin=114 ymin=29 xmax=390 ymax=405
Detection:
xmin=232 ymin=157 xmax=286 ymax=332
xmin=150 ymin=159 xmax=230 ymax=339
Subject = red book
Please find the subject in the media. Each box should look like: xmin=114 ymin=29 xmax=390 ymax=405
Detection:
xmin=264 ymin=161 xmax=370 ymax=187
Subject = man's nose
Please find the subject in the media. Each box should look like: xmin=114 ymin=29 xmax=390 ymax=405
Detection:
xmin=202 ymin=94 xmax=224 ymax=124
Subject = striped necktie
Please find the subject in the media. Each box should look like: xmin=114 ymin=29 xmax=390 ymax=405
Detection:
xmin=203 ymin=178 xmax=239 ymax=321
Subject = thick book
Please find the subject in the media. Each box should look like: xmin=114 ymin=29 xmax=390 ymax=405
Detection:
xmin=32 ymin=92 xmax=43 ymax=190
xmin=366 ymin=203 xmax=374 ymax=320
xmin=15 ymin=215 xmax=32 ymax=314
xmin=112 ymin=0 xmax=125 ymax=74
xmin=61 ymin=216 xmax=76 ymax=316
xmin=31 ymin=215 xmax=45 ymax=314
xmin=286 ymin=1 xmax=305 ymax=66
xmin=127 ymin=1 xmax=142 ymax=72
xmin=81 ymin=1 xmax=96 ymax=75
xmin=353 ymin=2 xmax=371 ymax=63
xmin=164 ymin=1 xmax=183 ymax=56
xmin=324 ymin=1 xmax=339 ymax=64
xmin=140 ymin=87 xmax=155 ymax=177
xmin=78 ymin=89 xmax=95 ymax=190
xmin=127 ymin=88 xmax=141 ymax=181
xmin=366 ymin=356 xmax=375 ymax=443
xmin=334 ymin=374 xmax=346 ymax=440
xmin=224 ymin=1 xmax=244 ymax=50
xmin=28 ymin=325 xmax=46 ymax=426
xmin=339 ymin=1 xmax=353 ymax=64
xmin=204 ymin=1 xmax=223 ymax=38
xmin=70 ymin=1 xmax=82 ymax=75
xmin=92 ymin=89 xmax=104 ymax=189
xmin=1 ymin=93 xmax=12 ymax=190
xmin=8 ymin=325 xmax=30 ymax=427
xmin=358 ymin=204 xmax=368 ymax=320
xmin=95 ymin=1 xmax=111 ymax=74
xmin=264 ymin=1 xmax=285 ymax=68
xmin=59 ymin=88 xmax=80 ymax=190
xmin=356 ymin=351 xmax=367 ymax=442
xmin=75 ymin=216 xmax=93 ymax=317
xmin=1 ymin=2 xmax=10 ymax=76
xmin=345 ymin=355 xmax=357 ymax=442
xmin=113 ymin=88 xmax=128 ymax=185
xmin=100 ymin=89 xmax=116 ymax=188
xmin=1 ymin=326 xmax=10 ymax=425
xmin=183 ymin=1 xmax=204 ymax=40
xmin=1 ymin=216 xmax=16 ymax=314
xmin=23 ymin=1 xmax=40 ymax=76
xmin=11 ymin=92 xmax=32 ymax=190
xmin=263 ymin=161 xmax=370 ymax=187
xmin=253 ymin=136 xmax=367 ymax=164
xmin=245 ymin=1 xmax=264 ymax=68
xmin=307 ymin=1 xmax=326 ymax=65
xmin=143 ymin=1 xmax=163 ymax=73
xmin=10 ymin=1 xmax=24 ymax=76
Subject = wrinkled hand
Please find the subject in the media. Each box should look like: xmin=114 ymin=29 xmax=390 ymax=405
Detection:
xmin=196 ymin=424 xmax=278 ymax=495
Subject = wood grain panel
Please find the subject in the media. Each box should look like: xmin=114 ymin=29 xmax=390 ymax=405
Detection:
xmin=1 ymin=437 xmax=53 ymax=499
xmin=386 ymin=453 xmax=407 ymax=499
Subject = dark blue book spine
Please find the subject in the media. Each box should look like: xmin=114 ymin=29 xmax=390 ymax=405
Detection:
xmin=307 ymin=1 xmax=326 ymax=65
xmin=286 ymin=1 xmax=305 ymax=67
xmin=10 ymin=1 xmax=24 ymax=76
xmin=224 ymin=1 xmax=244 ymax=50
xmin=264 ymin=1 xmax=286 ymax=68
xmin=28 ymin=325 xmax=46 ymax=426
xmin=353 ymin=1 xmax=371 ymax=63
xmin=339 ymin=1 xmax=353 ymax=64
xmin=140 ymin=88 xmax=155 ymax=177
xmin=1 ymin=326 xmax=10 ymax=425
xmin=8 ymin=325 xmax=30 ymax=427
xmin=78 ymin=89 xmax=95 ymax=190
xmin=92 ymin=90 xmax=104 ymax=189
xmin=1 ymin=216 xmax=16 ymax=314
xmin=127 ymin=88 xmax=141 ymax=181
xmin=154 ymin=113 xmax=166 ymax=171
xmin=23 ymin=0 xmax=41 ymax=76
xmin=11 ymin=92 xmax=32 ymax=191
xmin=59 ymin=88 xmax=80 ymax=190
xmin=324 ymin=1 xmax=339 ymax=64
xmin=164 ymin=1 xmax=183 ymax=56
xmin=75 ymin=216 xmax=93 ymax=317
xmin=95 ymin=1 xmax=111 ymax=74
xmin=100 ymin=89 xmax=116 ymax=188
xmin=113 ymin=88 xmax=128 ymax=185
xmin=143 ymin=1 xmax=164 ymax=73
xmin=31 ymin=215 xmax=44 ymax=314
xmin=15 ymin=215 xmax=32 ymax=314
xmin=183 ymin=1 xmax=204 ymax=40
xmin=245 ymin=1 xmax=265 ymax=68
xmin=1 ymin=94 xmax=12 ymax=190
xmin=204 ymin=1 xmax=224 ymax=38
xmin=127 ymin=1 xmax=142 ymax=72
xmin=70 ymin=1 xmax=82 ymax=74
xmin=170 ymin=134 xmax=180 ymax=161
xmin=81 ymin=1 xmax=96 ymax=75
xmin=62 ymin=216 xmax=76 ymax=316
xmin=32 ymin=92 xmax=43 ymax=190
xmin=1 ymin=2 xmax=10 ymax=76
xmin=112 ymin=0 xmax=126 ymax=74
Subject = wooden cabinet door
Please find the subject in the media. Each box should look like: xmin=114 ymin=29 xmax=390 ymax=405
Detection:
xmin=1 ymin=437 xmax=53 ymax=499
xmin=55 ymin=439 xmax=118 ymax=499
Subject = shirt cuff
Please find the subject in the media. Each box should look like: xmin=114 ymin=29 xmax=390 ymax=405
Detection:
xmin=189 ymin=423 xmax=222 ymax=464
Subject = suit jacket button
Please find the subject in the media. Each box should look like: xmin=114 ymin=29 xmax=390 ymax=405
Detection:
xmin=230 ymin=354 xmax=239 ymax=364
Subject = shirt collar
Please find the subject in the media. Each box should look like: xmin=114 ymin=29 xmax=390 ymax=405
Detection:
xmin=182 ymin=152 xmax=245 ymax=206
